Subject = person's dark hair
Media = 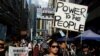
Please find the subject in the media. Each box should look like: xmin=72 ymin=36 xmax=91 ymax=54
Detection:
xmin=35 ymin=44 xmax=38 ymax=47
xmin=48 ymin=39 xmax=58 ymax=47
xmin=58 ymin=41 xmax=65 ymax=44
xmin=82 ymin=44 xmax=89 ymax=48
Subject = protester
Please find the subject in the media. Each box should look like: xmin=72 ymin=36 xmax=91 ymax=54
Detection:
xmin=20 ymin=39 xmax=28 ymax=47
xmin=41 ymin=40 xmax=49 ymax=55
xmin=70 ymin=43 xmax=76 ymax=56
xmin=44 ymin=39 xmax=59 ymax=56
xmin=13 ymin=41 xmax=20 ymax=47
xmin=0 ymin=39 xmax=5 ymax=56
xmin=58 ymin=41 xmax=71 ymax=56
xmin=28 ymin=41 xmax=33 ymax=56
xmin=10 ymin=35 xmax=20 ymax=47
xmin=33 ymin=43 xmax=40 ymax=56
xmin=39 ymin=45 xmax=45 ymax=56
xmin=77 ymin=44 xmax=92 ymax=56
xmin=91 ymin=47 xmax=100 ymax=56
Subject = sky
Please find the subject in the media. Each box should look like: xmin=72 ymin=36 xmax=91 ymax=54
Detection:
xmin=31 ymin=0 xmax=49 ymax=7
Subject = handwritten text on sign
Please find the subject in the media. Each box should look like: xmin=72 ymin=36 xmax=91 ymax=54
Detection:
xmin=9 ymin=46 xmax=29 ymax=56
xmin=54 ymin=1 xmax=88 ymax=32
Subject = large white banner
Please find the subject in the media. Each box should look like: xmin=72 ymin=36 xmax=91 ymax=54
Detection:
xmin=54 ymin=1 xmax=88 ymax=32
xmin=9 ymin=46 xmax=29 ymax=56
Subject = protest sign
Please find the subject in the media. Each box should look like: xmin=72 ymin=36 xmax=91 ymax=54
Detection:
xmin=54 ymin=1 xmax=88 ymax=32
xmin=9 ymin=46 xmax=29 ymax=56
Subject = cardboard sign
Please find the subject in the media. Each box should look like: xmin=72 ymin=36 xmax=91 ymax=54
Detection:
xmin=9 ymin=46 xmax=29 ymax=56
xmin=54 ymin=1 xmax=88 ymax=32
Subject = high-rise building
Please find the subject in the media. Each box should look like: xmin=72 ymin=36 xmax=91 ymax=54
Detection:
xmin=48 ymin=0 xmax=77 ymax=8
xmin=36 ymin=7 xmax=54 ymax=36
xmin=0 ymin=0 xmax=29 ymax=40
xmin=28 ymin=4 xmax=37 ymax=41
xmin=0 ymin=24 xmax=7 ymax=40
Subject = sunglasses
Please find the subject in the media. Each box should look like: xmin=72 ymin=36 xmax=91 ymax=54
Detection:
xmin=51 ymin=46 xmax=59 ymax=48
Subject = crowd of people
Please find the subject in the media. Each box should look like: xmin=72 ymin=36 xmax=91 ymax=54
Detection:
xmin=0 ymin=35 xmax=100 ymax=56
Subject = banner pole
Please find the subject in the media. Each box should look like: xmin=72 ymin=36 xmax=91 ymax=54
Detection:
xmin=66 ymin=30 xmax=68 ymax=47
xmin=63 ymin=30 xmax=68 ymax=56
xmin=80 ymin=32 xmax=82 ymax=45
xmin=80 ymin=31 xmax=84 ymax=45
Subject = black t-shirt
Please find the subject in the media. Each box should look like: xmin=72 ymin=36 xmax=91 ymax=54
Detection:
xmin=77 ymin=51 xmax=92 ymax=56
xmin=0 ymin=51 xmax=5 ymax=56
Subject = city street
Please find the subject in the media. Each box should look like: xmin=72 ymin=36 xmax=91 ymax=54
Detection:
xmin=0 ymin=0 xmax=100 ymax=56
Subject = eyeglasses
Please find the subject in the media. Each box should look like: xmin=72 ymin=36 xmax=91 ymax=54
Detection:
xmin=51 ymin=46 xmax=59 ymax=48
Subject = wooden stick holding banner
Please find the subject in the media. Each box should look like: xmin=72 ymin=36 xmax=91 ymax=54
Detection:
xmin=80 ymin=32 xmax=82 ymax=45
xmin=66 ymin=30 xmax=69 ymax=38
xmin=65 ymin=30 xmax=69 ymax=56
xmin=66 ymin=30 xmax=68 ymax=46
xmin=53 ymin=17 xmax=56 ymax=33
xmin=80 ymin=30 xmax=85 ymax=45
xmin=80 ymin=14 xmax=88 ymax=45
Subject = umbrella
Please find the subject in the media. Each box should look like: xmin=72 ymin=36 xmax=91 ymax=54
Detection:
xmin=76 ymin=30 xmax=100 ymax=41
